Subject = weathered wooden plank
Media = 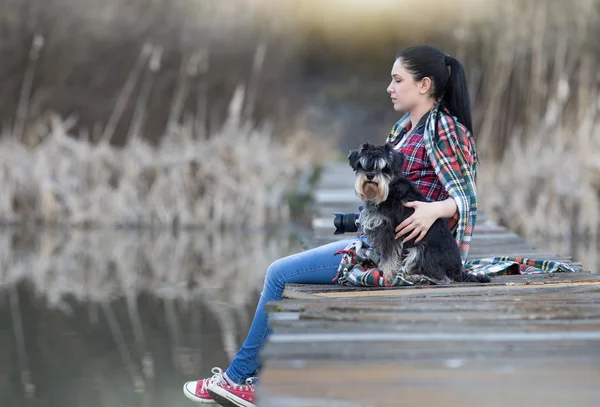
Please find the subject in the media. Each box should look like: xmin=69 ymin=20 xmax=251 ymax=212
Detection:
xmin=267 ymin=317 xmax=600 ymax=334
xmin=263 ymin=334 xmax=600 ymax=361
xmin=258 ymin=358 xmax=600 ymax=407
xmin=280 ymin=272 xmax=598 ymax=297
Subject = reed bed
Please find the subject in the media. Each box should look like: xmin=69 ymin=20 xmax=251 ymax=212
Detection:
xmin=464 ymin=0 xmax=600 ymax=246
xmin=0 ymin=0 xmax=334 ymax=228
xmin=0 ymin=112 xmax=330 ymax=228
xmin=0 ymin=33 xmax=333 ymax=228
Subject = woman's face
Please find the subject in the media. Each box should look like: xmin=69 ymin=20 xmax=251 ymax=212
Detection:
xmin=386 ymin=58 xmax=426 ymax=112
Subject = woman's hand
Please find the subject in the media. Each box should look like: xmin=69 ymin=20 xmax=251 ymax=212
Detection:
xmin=394 ymin=201 xmax=439 ymax=243
xmin=395 ymin=198 xmax=458 ymax=243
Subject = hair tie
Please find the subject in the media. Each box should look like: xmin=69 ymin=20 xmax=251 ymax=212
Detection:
xmin=445 ymin=55 xmax=452 ymax=80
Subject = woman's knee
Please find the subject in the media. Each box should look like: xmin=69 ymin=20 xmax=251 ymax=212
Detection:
xmin=264 ymin=257 xmax=289 ymax=286
xmin=264 ymin=251 xmax=309 ymax=289
xmin=263 ymin=240 xmax=350 ymax=292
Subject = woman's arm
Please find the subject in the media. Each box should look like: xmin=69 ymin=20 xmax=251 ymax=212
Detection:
xmin=432 ymin=197 xmax=458 ymax=219
xmin=394 ymin=198 xmax=458 ymax=243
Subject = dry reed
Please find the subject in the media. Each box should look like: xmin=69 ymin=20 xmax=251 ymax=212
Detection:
xmin=0 ymin=34 xmax=333 ymax=228
xmin=466 ymin=0 xmax=600 ymax=247
xmin=0 ymin=112 xmax=329 ymax=228
xmin=0 ymin=0 xmax=301 ymax=144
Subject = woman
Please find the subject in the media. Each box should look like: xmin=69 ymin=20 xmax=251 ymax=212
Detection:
xmin=183 ymin=45 xmax=477 ymax=406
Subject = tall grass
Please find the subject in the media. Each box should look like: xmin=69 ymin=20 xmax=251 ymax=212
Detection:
xmin=465 ymin=0 xmax=600 ymax=245
xmin=0 ymin=107 xmax=329 ymax=228
xmin=0 ymin=32 xmax=333 ymax=228
xmin=0 ymin=0 xmax=302 ymax=143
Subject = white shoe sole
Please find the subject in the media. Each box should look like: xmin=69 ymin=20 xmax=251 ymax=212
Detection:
xmin=208 ymin=384 xmax=257 ymax=407
xmin=183 ymin=381 xmax=216 ymax=403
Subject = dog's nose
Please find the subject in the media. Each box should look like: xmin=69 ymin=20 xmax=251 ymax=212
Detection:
xmin=366 ymin=174 xmax=374 ymax=181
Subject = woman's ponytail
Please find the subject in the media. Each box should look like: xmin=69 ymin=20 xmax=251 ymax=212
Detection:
xmin=441 ymin=56 xmax=473 ymax=134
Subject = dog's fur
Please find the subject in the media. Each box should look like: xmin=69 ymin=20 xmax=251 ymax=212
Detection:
xmin=348 ymin=142 xmax=490 ymax=284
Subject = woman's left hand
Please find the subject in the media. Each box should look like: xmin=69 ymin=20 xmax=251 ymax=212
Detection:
xmin=394 ymin=201 xmax=439 ymax=243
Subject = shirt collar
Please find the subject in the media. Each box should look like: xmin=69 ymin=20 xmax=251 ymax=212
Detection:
xmin=408 ymin=110 xmax=431 ymax=134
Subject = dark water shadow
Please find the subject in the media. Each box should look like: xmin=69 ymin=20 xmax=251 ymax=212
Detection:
xmin=0 ymin=227 xmax=304 ymax=407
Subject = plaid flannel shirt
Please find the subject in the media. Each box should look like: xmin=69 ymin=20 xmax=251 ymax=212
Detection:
xmin=392 ymin=115 xmax=450 ymax=203
xmin=387 ymin=104 xmax=476 ymax=264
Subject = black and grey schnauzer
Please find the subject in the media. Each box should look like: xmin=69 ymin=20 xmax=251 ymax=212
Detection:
xmin=348 ymin=142 xmax=490 ymax=284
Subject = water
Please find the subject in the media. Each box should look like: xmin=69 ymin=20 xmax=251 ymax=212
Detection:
xmin=0 ymin=227 xmax=304 ymax=407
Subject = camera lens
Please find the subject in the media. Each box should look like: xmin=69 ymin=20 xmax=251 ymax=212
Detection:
xmin=333 ymin=212 xmax=360 ymax=235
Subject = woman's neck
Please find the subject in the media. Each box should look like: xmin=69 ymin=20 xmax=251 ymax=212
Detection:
xmin=409 ymin=101 xmax=435 ymax=129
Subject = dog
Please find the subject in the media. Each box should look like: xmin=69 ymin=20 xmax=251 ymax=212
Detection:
xmin=348 ymin=142 xmax=491 ymax=284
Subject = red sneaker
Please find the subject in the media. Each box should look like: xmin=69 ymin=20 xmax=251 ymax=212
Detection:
xmin=183 ymin=367 xmax=228 ymax=403
xmin=207 ymin=377 xmax=258 ymax=407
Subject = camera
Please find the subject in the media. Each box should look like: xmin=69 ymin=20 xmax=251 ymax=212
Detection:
xmin=333 ymin=211 xmax=361 ymax=235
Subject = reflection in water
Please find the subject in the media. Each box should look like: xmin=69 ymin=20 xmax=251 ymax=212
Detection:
xmin=0 ymin=227 xmax=304 ymax=407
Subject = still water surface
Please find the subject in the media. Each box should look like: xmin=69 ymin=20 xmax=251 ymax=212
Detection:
xmin=1 ymin=227 xmax=597 ymax=407
xmin=0 ymin=227 xmax=304 ymax=407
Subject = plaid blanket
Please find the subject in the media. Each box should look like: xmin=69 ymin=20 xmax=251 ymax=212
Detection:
xmin=334 ymin=105 xmax=577 ymax=287
xmin=332 ymin=239 xmax=577 ymax=287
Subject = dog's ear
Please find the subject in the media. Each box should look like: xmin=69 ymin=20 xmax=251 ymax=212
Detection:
xmin=347 ymin=149 xmax=360 ymax=169
xmin=359 ymin=142 xmax=374 ymax=152
xmin=387 ymin=145 xmax=405 ymax=174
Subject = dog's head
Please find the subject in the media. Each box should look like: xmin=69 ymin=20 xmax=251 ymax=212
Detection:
xmin=347 ymin=142 xmax=405 ymax=204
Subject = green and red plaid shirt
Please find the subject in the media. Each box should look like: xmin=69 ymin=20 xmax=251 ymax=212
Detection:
xmin=387 ymin=104 xmax=476 ymax=264
xmin=390 ymin=111 xmax=451 ymax=203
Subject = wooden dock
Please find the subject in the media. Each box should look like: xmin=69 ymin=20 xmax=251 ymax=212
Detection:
xmin=257 ymin=162 xmax=600 ymax=407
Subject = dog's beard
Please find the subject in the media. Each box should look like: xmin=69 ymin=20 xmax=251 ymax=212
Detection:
xmin=355 ymin=174 xmax=389 ymax=204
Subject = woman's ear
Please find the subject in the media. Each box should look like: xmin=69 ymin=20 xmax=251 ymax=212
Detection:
xmin=420 ymin=77 xmax=432 ymax=95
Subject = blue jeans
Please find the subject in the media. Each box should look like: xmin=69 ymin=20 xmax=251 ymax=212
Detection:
xmin=225 ymin=238 xmax=354 ymax=383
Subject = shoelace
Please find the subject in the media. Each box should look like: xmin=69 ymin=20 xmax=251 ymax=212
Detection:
xmin=200 ymin=367 xmax=225 ymax=393
xmin=231 ymin=377 xmax=257 ymax=391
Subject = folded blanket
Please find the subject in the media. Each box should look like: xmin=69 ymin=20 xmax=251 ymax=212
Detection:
xmin=332 ymin=239 xmax=578 ymax=287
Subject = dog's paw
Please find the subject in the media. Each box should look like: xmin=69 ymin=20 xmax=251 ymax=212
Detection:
xmin=380 ymin=266 xmax=399 ymax=282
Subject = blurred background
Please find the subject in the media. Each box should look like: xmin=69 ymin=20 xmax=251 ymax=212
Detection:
xmin=0 ymin=0 xmax=599 ymax=406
